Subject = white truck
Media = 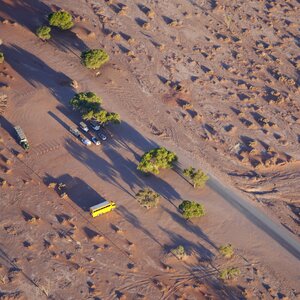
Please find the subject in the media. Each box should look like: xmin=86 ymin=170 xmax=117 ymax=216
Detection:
xmin=14 ymin=126 xmax=29 ymax=150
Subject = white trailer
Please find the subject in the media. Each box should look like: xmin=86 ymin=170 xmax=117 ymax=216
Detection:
xmin=14 ymin=126 xmax=29 ymax=150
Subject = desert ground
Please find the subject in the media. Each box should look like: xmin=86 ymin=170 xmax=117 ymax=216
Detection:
xmin=0 ymin=0 xmax=300 ymax=299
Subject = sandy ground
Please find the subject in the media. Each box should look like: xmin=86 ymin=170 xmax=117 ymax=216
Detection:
xmin=0 ymin=0 xmax=300 ymax=299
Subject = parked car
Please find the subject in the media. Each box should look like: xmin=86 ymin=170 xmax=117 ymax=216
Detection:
xmin=97 ymin=131 xmax=107 ymax=141
xmin=81 ymin=137 xmax=92 ymax=146
xmin=91 ymin=136 xmax=101 ymax=146
xmin=90 ymin=120 xmax=100 ymax=131
xmin=69 ymin=127 xmax=80 ymax=138
xmin=79 ymin=121 xmax=89 ymax=132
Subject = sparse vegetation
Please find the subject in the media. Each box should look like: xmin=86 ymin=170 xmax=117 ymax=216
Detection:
xmin=219 ymin=244 xmax=234 ymax=258
xmin=183 ymin=167 xmax=209 ymax=188
xmin=36 ymin=26 xmax=51 ymax=40
xmin=81 ymin=49 xmax=109 ymax=69
xmin=220 ymin=267 xmax=240 ymax=280
xmin=135 ymin=188 xmax=160 ymax=209
xmin=170 ymin=245 xmax=186 ymax=259
xmin=48 ymin=10 xmax=73 ymax=30
xmin=179 ymin=200 xmax=205 ymax=219
xmin=0 ymin=52 xmax=4 ymax=64
xmin=137 ymin=148 xmax=177 ymax=174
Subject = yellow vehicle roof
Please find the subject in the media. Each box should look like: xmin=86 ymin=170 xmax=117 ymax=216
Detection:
xmin=90 ymin=201 xmax=110 ymax=211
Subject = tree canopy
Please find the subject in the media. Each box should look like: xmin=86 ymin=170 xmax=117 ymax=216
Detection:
xmin=137 ymin=147 xmax=177 ymax=174
xmin=219 ymin=244 xmax=234 ymax=259
xmin=220 ymin=267 xmax=240 ymax=280
xmin=183 ymin=167 xmax=209 ymax=188
xmin=179 ymin=200 xmax=205 ymax=219
xmin=0 ymin=52 xmax=4 ymax=64
xmin=70 ymin=92 xmax=120 ymax=126
xmin=135 ymin=189 xmax=160 ymax=209
xmin=170 ymin=245 xmax=186 ymax=260
xmin=48 ymin=10 xmax=74 ymax=30
xmin=70 ymin=92 xmax=102 ymax=114
xmin=36 ymin=26 xmax=51 ymax=40
xmin=83 ymin=110 xmax=121 ymax=125
xmin=81 ymin=49 xmax=109 ymax=69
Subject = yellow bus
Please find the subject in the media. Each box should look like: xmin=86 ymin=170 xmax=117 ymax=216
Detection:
xmin=90 ymin=201 xmax=116 ymax=217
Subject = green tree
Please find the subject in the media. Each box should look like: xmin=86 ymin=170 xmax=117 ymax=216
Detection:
xmin=81 ymin=49 xmax=109 ymax=69
xmin=220 ymin=267 xmax=240 ymax=280
xmin=135 ymin=188 xmax=160 ymax=209
xmin=137 ymin=148 xmax=177 ymax=174
xmin=36 ymin=26 xmax=51 ymax=40
xmin=171 ymin=245 xmax=186 ymax=260
xmin=48 ymin=10 xmax=74 ymax=30
xmin=183 ymin=167 xmax=209 ymax=188
xmin=178 ymin=200 xmax=205 ymax=219
xmin=83 ymin=110 xmax=121 ymax=125
xmin=219 ymin=244 xmax=234 ymax=259
xmin=0 ymin=52 xmax=4 ymax=64
xmin=69 ymin=92 xmax=102 ymax=114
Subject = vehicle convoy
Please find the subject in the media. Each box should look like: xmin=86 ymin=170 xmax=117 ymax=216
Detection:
xmin=90 ymin=201 xmax=117 ymax=217
xmin=80 ymin=122 xmax=89 ymax=132
xmin=14 ymin=126 xmax=29 ymax=150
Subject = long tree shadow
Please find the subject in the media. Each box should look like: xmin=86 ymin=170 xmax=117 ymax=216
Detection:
xmin=0 ymin=0 xmax=89 ymax=54
xmin=117 ymin=204 xmax=163 ymax=247
xmin=2 ymin=44 xmax=75 ymax=104
xmin=0 ymin=0 xmax=50 ymax=31
xmin=64 ymin=138 xmax=137 ymax=198
xmin=162 ymin=206 xmax=217 ymax=250
xmin=159 ymin=226 xmax=214 ymax=261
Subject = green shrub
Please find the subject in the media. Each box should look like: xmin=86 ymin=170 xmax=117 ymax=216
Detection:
xmin=135 ymin=188 xmax=160 ymax=209
xmin=219 ymin=244 xmax=234 ymax=259
xmin=179 ymin=200 xmax=205 ymax=219
xmin=220 ymin=267 xmax=240 ymax=280
xmin=83 ymin=110 xmax=120 ymax=125
xmin=170 ymin=245 xmax=186 ymax=259
xmin=48 ymin=10 xmax=73 ymax=30
xmin=183 ymin=167 xmax=209 ymax=188
xmin=81 ymin=49 xmax=109 ymax=69
xmin=0 ymin=52 xmax=4 ymax=64
xmin=137 ymin=148 xmax=177 ymax=174
xmin=70 ymin=92 xmax=102 ymax=114
xmin=36 ymin=26 xmax=51 ymax=40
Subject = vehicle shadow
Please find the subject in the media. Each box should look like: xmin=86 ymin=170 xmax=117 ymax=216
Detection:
xmin=43 ymin=173 xmax=106 ymax=211
xmin=0 ymin=115 xmax=17 ymax=141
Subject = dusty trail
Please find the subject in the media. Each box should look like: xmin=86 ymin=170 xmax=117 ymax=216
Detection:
xmin=208 ymin=177 xmax=300 ymax=259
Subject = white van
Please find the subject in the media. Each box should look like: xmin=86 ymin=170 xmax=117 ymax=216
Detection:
xmin=79 ymin=122 xmax=89 ymax=132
